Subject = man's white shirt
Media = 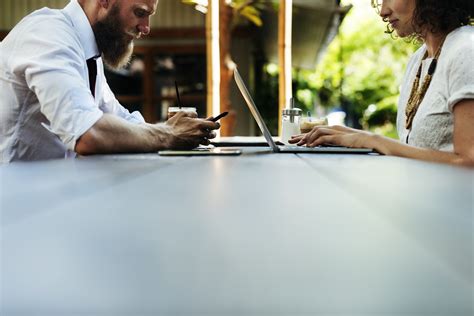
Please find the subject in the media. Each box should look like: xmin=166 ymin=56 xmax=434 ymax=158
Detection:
xmin=0 ymin=0 xmax=145 ymax=162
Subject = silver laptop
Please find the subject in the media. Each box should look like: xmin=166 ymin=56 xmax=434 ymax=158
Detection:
xmin=233 ymin=68 xmax=374 ymax=154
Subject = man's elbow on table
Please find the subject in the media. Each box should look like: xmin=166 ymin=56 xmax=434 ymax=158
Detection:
xmin=74 ymin=114 xmax=139 ymax=155
xmin=75 ymin=128 xmax=102 ymax=156
xmin=74 ymin=115 xmax=160 ymax=155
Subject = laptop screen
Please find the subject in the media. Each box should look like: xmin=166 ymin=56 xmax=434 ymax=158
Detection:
xmin=233 ymin=68 xmax=279 ymax=152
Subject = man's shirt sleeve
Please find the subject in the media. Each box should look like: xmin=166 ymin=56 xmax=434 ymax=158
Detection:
xmin=12 ymin=17 xmax=103 ymax=151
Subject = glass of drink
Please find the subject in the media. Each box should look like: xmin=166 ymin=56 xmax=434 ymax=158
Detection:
xmin=299 ymin=117 xmax=328 ymax=134
xmin=167 ymin=107 xmax=197 ymax=120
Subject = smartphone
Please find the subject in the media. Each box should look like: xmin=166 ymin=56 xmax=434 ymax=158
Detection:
xmin=209 ymin=111 xmax=229 ymax=122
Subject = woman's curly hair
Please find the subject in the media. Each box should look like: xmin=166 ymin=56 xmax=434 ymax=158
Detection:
xmin=412 ymin=0 xmax=473 ymax=35
xmin=385 ymin=0 xmax=473 ymax=37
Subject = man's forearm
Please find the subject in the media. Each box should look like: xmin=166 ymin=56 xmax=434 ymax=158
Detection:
xmin=75 ymin=114 xmax=171 ymax=155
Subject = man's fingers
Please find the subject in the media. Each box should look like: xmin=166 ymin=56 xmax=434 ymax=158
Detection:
xmin=195 ymin=127 xmax=218 ymax=139
xmin=199 ymin=119 xmax=220 ymax=130
xmin=207 ymin=131 xmax=217 ymax=139
xmin=199 ymin=137 xmax=211 ymax=146
xmin=181 ymin=111 xmax=198 ymax=118
xmin=171 ymin=111 xmax=198 ymax=121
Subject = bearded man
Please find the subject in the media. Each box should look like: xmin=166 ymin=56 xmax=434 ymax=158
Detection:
xmin=0 ymin=0 xmax=219 ymax=162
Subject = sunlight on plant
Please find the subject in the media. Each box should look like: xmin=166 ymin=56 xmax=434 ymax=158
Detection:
xmin=296 ymin=89 xmax=313 ymax=109
xmin=265 ymin=63 xmax=279 ymax=76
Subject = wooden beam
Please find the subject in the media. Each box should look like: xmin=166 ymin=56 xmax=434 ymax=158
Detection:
xmin=278 ymin=0 xmax=293 ymax=136
xmin=206 ymin=0 xmax=220 ymax=119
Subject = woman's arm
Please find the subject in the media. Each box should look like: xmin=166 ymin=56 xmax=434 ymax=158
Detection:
xmin=289 ymin=99 xmax=474 ymax=166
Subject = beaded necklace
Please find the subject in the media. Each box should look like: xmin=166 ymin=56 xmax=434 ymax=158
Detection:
xmin=405 ymin=39 xmax=445 ymax=131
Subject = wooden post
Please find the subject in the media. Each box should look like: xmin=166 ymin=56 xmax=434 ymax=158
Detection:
xmin=278 ymin=0 xmax=292 ymax=135
xmin=218 ymin=0 xmax=236 ymax=136
xmin=206 ymin=0 xmax=220 ymax=124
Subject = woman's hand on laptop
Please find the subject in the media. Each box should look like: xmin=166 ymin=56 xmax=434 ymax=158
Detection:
xmin=288 ymin=125 xmax=375 ymax=149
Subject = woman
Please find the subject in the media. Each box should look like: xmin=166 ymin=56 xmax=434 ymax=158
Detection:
xmin=290 ymin=0 xmax=474 ymax=166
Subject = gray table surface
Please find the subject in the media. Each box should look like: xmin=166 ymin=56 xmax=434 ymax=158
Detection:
xmin=1 ymin=148 xmax=473 ymax=315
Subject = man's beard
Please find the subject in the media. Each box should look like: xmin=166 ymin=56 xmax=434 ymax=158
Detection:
xmin=92 ymin=4 xmax=135 ymax=70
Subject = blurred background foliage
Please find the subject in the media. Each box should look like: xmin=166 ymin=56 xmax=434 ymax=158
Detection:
xmin=261 ymin=0 xmax=419 ymax=137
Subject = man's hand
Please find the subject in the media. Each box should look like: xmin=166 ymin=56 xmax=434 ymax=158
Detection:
xmin=164 ymin=111 xmax=220 ymax=149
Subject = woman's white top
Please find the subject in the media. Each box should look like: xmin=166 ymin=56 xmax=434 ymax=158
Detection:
xmin=396 ymin=26 xmax=474 ymax=151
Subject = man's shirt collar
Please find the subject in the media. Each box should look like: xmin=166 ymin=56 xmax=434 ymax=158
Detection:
xmin=63 ymin=0 xmax=100 ymax=60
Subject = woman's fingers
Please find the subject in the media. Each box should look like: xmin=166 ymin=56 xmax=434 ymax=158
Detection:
xmin=289 ymin=134 xmax=305 ymax=144
xmin=289 ymin=126 xmax=349 ymax=147
xmin=293 ymin=127 xmax=345 ymax=147
xmin=290 ymin=125 xmax=374 ymax=149
xmin=308 ymin=135 xmax=337 ymax=147
xmin=306 ymin=127 xmax=337 ymax=144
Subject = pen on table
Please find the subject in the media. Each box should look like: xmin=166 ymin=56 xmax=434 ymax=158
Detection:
xmin=175 ymin=81 xmax=182 ymax=109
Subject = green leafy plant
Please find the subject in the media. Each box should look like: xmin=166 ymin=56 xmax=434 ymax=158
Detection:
xmin=182 ymin=0 xmax=266 ymax=26
xmin=294 ymin=1 xmax=419 ymax=137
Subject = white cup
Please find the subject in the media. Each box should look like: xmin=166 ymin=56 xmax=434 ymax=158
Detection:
xmin=167 ymin=107 xmax=197 ymax=120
